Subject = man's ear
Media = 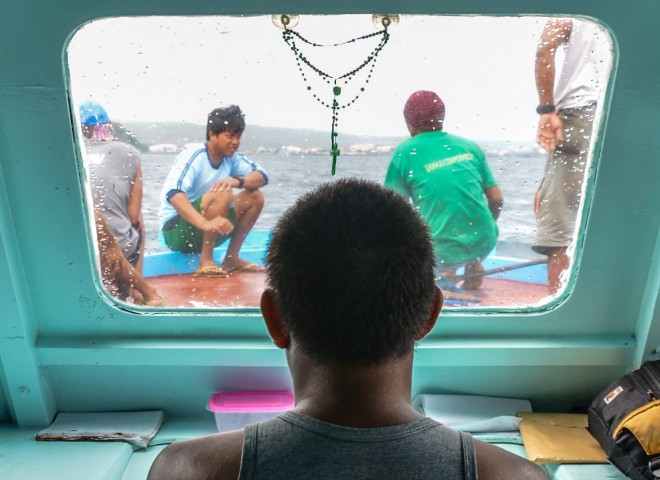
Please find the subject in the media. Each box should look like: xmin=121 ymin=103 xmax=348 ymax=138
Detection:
xmin=260 ymin=289 xmax=290 ymax=349
xmin=416 ymin=286 xmax=443 ymax=340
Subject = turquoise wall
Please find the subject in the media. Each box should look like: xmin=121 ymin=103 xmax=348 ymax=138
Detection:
xmin=0 ymin=360 xmax=10 ymax=423
xmin=1 ymin=0 xmax=659 ymax=426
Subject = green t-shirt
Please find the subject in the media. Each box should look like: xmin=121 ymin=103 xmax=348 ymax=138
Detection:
xmin=384 ymin=131 xmax=498 ymax=266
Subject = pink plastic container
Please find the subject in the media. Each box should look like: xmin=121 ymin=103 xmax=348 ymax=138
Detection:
xmin=207 ymin=391 xmax=294 ymax=432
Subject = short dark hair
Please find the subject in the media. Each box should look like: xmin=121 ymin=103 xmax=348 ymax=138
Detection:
xmin=206 ymin=105 xmax=245 ymax=140
xmin=265 ymin=179 xmax=437 ymax=365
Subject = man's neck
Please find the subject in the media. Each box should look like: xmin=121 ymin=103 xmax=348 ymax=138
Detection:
xmin=205 ymin=143 xmax=224 ymax=167
xmin=289 ymin=351 xmax=422 ymax=428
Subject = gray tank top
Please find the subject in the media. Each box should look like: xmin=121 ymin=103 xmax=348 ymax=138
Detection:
xmin=85 ymin=140 xmax=140 ymax=259
xmin=239 ymin=411 xmax=477 ymax=480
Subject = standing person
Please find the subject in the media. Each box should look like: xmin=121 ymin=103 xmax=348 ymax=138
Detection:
xmin=384 ymin=90 xmax=503 ymax=293
xmin=158 ymin=105 xmax=268 ymax=278
xmin=147 ymin=179 xmax=548 ymax=480
xmin=80 ymin=100 xmax=145 ymax=272
xmin=533 ymin=19 xmax=609 ymax=294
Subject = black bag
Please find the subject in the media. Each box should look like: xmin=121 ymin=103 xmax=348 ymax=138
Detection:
xmin=587 ymin=361 xmax=660 ymax=480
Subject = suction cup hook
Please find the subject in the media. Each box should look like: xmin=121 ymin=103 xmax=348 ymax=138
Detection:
xmin=272 ymin=14 xmax=300 ymax=30
xmin=372 ymin=14 xmax=399 ymax=30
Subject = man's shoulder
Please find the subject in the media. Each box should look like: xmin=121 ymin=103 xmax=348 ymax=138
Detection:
xmin=107 ymin=140 xmax=140 ymax=154
xmin=226 ymin=152 xmax=255 ymax=167
xmin=171 ymin=144 xmax=209 ymax=169
xmin=409 ymin=131 xmax=484 ymax=160
xmin=86 ymin=140 xmax=141 ymax=160
xmin=225 ymin=152 xmax=246 ymax=162
xmin=112 ymin=141 xmax=140 ymax=159
xmin=441 ymin=132 xmax=483 ymax=150
xmin=178 ymin=143 xmax=207 ymax=159
xmin=148 ymin=429 xmax=244 ymax=480
xmin=474 ymin=439 xmax=550 ymax=480
xmin=392 ymin=135 xmax=421 ymax=156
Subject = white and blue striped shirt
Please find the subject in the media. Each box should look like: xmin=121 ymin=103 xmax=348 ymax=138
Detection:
xmin=158 ymin=143 xmax=268 ymax=230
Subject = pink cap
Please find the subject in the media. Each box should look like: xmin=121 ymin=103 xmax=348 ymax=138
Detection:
xmin=208 ymin=391 xmax=294 ymax=413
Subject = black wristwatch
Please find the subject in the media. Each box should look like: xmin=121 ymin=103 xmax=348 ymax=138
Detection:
xmin=536 ymin=104 xmax=556 ymax=114
xmin=233 ymin=176 xmax=245 ymax=188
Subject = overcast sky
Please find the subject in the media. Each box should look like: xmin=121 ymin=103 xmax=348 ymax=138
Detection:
xmin=67 ymin=14 xmax=611 ymax=142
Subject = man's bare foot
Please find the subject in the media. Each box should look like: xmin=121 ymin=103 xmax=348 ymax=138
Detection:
xmin=462 ymin=261 xmax=484 ymax=290
xmin=131 ymin=288 xmax=142 ymax=301
xmin=139 ymin=284 xmax=165 ymax=306
xmin=143 ymin=293 xmax=166 ymax=307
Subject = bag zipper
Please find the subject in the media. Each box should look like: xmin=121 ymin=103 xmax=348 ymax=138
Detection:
xmin=639 ymin=362 xmax=660 ymax=398
xmin=644 ymin=361 xmax=660 ymax=394
xmin=630 ymin=371 xmax=655 ymax=401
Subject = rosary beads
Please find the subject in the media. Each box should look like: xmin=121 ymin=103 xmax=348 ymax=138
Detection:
xmin=281 ymin=16 xmax=391 ymax=174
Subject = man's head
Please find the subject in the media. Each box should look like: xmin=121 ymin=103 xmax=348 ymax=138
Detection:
xmin=403 ymin=90 xmax=445 ymax=135
xmin=79 ymin=100 xmax=113 ymax=140
xmin=206 ymin=105 xmax=246 ymax=141
xmin=263 ymin=179 xmax=442 ymax=366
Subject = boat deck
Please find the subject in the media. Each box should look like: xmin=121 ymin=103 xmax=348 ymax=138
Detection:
xmin=141 ymin=230 xmax=550 ymax=309
xmin=145 ymin=273 xmax=549 ymax=309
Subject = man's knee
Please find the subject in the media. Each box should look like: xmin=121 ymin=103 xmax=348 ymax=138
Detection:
xmin=236 ymin=188 xmax=265 ymax=213
xmin=202 ymin=189 xmax=233 ymax=214
xmin=250 ymin=189 xmax=265 ymax=207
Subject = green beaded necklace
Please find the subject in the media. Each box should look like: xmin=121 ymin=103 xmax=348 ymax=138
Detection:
xmin=280 ymin=15 xmax=392 ymax=174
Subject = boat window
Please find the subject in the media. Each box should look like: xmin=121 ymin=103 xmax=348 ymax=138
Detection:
xmin=67 ymin=15 xmax=614 ymax=311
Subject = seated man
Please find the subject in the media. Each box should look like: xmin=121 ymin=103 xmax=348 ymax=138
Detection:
xmin=148 ymin=179 xmax=548 ymax=480
xmin=80 ymin=100 xmax=146 ymax=273
xmin=158 ymin=105 xmax=268 ymax=277
xmin=384 ymin=90 xmax=503 ymax=292
xmin=95 ymin=210 xmax=164 ymax=307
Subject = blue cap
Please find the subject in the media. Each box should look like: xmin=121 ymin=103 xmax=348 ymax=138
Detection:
xmin=79 ymin=100 xmax=110 ymax=126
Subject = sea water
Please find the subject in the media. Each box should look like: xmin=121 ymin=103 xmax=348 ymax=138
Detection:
xmin=140 ymin=152 xmax=547 ymax=259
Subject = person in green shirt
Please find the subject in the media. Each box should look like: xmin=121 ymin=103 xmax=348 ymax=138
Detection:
xmin=384 ymin=90 xmax=503 ymax=292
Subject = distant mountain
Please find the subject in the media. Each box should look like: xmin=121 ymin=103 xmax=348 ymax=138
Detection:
xmin=113 ymin=120 xmax=544 ymax=157
xmin=116 ymin=120 xmax=407 ymax=153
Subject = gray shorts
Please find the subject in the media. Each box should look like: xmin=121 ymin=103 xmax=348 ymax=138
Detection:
xmin=533 ymin=104 xmax=596 ymax=255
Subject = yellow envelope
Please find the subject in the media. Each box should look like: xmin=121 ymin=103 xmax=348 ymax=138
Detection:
xmin=517 ymin=412 xmax=608 ymax=463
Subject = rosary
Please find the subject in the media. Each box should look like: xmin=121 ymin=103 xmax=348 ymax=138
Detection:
xmin=279 ymin=15 xmax=392 ymax=174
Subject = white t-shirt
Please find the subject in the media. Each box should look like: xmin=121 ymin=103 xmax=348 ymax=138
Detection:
xmin=554 ymin=19 xmax=612 ymax=110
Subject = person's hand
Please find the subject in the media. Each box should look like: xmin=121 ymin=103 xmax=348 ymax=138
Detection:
xmin=202 ymin=217 xmax=234 ymax=235
xmin=210 ymin=178 xmax=236 ymax=192
xmin=536 ymin=112 xmax=564 ymax=151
